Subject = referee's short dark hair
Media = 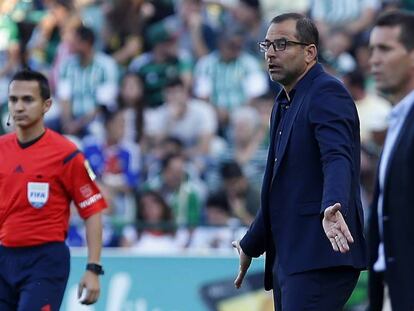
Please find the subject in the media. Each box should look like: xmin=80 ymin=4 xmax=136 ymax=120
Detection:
xmin=10 ymin=69 xmax=51 ymax=100
xmin=374 ymin=10 xmax=414 ymax=51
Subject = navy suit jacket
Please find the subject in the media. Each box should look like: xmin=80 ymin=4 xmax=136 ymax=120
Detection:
xmin=240 ymin=63 xmax=367 ymax=290
xmin=368 ymin=102 xmax=414 ymax=311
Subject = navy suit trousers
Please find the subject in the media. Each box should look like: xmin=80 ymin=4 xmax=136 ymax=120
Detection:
xmin=273 ymin=265 xmax=360 ymax=311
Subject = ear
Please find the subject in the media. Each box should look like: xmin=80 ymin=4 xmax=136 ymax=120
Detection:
xmin=304 ymin=44 xmax=318 ymax=64
xmin=43 ymin=98 xmax=52 ymax=114
xmin=409 ymin=49 xmax=414 ymax=69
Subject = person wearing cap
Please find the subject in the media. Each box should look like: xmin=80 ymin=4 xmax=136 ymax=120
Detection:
xmin=0 ymin=69 xmax=106 ymax=309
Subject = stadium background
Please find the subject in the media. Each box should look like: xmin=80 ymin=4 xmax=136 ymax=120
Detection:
xmin=1 ymin=0 xmax=408 ymax=309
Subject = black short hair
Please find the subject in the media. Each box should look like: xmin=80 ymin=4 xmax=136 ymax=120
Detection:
xmin=9 ymin=69 xmax=51 ymax=100
xmin=271 ymin=13 xmax=319 ymax=51
xmin=165 ymin=77 xmax=185 ymax=89
xmin=75 ymin=25 xmax=95 ymax=45
xmin=220 ymin=161 xmax=244 ymax=179
xmin=374 ymin=10 xmax=414 ymax=51
xmin=206 ymin=191 xmax=231 ymax=213
xmin=344 ymin=69 xmax=366 ymax=90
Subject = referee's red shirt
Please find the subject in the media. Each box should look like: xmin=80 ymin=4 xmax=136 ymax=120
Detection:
xmin=0 ymin=129 xmax=107 ymax=247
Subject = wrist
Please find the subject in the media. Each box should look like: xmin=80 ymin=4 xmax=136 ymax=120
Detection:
xmin=86 ymin=263 xmax=104 ymax=275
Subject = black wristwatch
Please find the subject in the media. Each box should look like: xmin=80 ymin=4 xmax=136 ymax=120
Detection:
xmin=86 ymin=263 xmax=104 ymax=275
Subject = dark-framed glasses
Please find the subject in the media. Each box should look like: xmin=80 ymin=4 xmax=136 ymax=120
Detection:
xmin=258 ymin=38 xmax=310 ymax=52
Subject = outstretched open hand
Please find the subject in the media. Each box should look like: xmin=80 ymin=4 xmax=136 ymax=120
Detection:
xmin=322 ymin=203 xmax=354 ymax=253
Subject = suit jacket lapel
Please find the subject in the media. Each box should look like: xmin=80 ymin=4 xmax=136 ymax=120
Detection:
xmin=271 ymin=63 xmax=324 ymax=181
xmin=383 ymin=102 xmax=414 ymax=192
xmin=261 ymin=95 xmax=282 ymax=208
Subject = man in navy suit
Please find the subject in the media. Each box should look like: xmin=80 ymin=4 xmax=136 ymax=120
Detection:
xmin=368 ymin=10 xmax=414 ymax=311
xmin=232 ymin=13 xmax=366 ymax=310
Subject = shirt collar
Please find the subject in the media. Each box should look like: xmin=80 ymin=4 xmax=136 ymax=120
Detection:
xmin=389 ymin=89 xmax=414 ymax=123
xmin=277 ymin=88 xmax=297 ymax=104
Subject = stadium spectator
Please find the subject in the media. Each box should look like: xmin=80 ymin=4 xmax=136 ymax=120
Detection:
xmin=129 ymin=19 xmax=193 ymax=108
xmin=103 ymin=0 xmax=149 ymax=66
xmin=117 ymin=72 xmax=146 ymax=143
xmin=82 ymin=108 xmax=141 ymax=224
xmin=219 ymin=161 xmax=260 ymax=226
xmin=225 ymin=106 xmax=268 ymax=188
xmin=193 ymin=27 xmax=268 ymax=133
xmin=57 ymin=25 xmax=118 ymax=138
xmin=342 ymin=69 xmax=391 ymax=148
xmin=143 ymin=153 xmax=206 ymax=227
xmin=309 ymin=0 xmax=380 ymax=42
xmin=144 ymin=77 xmax=217 ymax=165
xmin=189 ymin=192 xmax=247 ymax=250
xmin=27 ymin=0 xmax=76 ymax=73
xmin=320 ymin=28 xmax=357 ymax=77
xmin=0 ymin=69 xmax=106 ymax=308
xmin=0 ymin=0 xmax=21 ymax=105
xmin=226 ymin=0 xmax=269 ymax=60
xmin=164 ymin=0 xmax=218 ymax=61
xmin=120 ymin=190 xmax=185 ymax=252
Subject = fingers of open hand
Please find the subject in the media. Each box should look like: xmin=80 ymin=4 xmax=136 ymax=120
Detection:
xmin=234 ymin=266 xmax=247 ymax=289
xmin=340 ymin=224 xmax=354 ymax=244
xmin=331 ymin=230 xmax=350 ymax=253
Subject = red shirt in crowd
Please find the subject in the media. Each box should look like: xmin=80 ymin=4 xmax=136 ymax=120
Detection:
xmin=0 ymin=129 xmax=107 ymax=247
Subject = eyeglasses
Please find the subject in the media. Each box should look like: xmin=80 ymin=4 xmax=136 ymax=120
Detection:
xmin=258 ymin=38 xmax=310 ymax=52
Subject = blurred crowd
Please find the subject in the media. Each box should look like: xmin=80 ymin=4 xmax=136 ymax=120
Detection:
xmin=0 ymin=0 xmax=411 ymax=252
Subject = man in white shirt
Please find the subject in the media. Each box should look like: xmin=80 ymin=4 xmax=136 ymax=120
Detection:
xmin=145 ymin=78 xmax=218 ymax=160
xmin=368 ymin=10 xmax=414 ymax=311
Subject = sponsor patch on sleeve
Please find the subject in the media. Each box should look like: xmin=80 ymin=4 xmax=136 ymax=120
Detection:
xmin=78 ymin=193 xmax=103 ymax=209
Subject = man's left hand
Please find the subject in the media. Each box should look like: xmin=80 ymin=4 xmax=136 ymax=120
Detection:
xmin=322 ymin=203 xmax=354 ymax=253
xmin=78 ymin=271 xmax=100 ymax=305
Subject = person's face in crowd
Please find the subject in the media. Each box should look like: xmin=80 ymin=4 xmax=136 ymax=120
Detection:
xmin=71 ymin=36 xmax=92 ymax=60
xmin=164 ymin=84 xmax=188 ymax=118
xmin=233 ymin=116 xmax=257 ymax=145
xmin=163 ymin=157 xmax=186 ymax=190
xmin=325 ymin=31 xmax=352 ymax=57
xmin=120 ymin=74 xmax=144 ymax=105
xmin=234 ymin=2 xmax=256 ymax=25
xmin=179 ymin=0 xmax=201 ymax=20
xmin=156 ymin=39 xmax=178 ymax=59
xmin=50 ymin=2 xmax=70 ymax=25
xmin=106 ymin=111 xmax=125 ymax=145
xmin=224 ymin=176 xmax=247 ymax=197
xmin=219 ymin=36 xmax=243 ymax=62
xmin=8 ymin=81 xmax=51 ymax=130
xmin=140 ymin=194 xmax=165 ymax=223
xmin=165 ymin=84 xmax=187 ymax=105
xmin=206 ymin=206 xmax=230 ymax=226
xmin=264 ymin=20 xmax=312 ymax=90
xmin=369 ymin=25 xmax=414 ymax=100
